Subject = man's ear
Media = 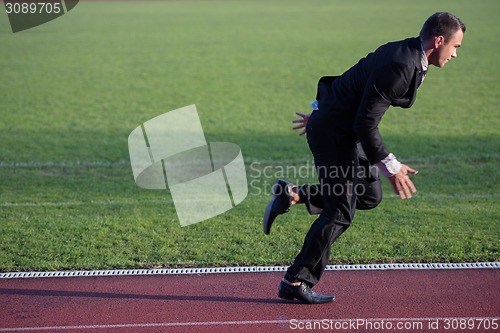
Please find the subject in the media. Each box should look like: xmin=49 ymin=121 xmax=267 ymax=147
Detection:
xmin=434 ymin=36 xmax=445 ymax=48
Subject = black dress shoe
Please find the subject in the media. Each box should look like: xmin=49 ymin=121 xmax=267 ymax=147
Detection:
xmin=263 ymin=179 xmax=292 ymax=235
xmin=277 ymin=281 xmax=335 ymax=304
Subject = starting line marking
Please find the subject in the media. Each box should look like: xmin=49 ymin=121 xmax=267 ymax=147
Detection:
xmin=0 ymin=317 xmax=499 ymax=332
xmin=1 ymin=262 xmax=498 ymax=279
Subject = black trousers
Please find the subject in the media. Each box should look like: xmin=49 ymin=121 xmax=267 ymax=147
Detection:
xmin=297 ymin=161 xmax=382 ymax=214
xmin=284 ymin=111 xmax=382 ymax=287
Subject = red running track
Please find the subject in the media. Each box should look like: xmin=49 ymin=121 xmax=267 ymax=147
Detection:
xmin=0 ymin=269 xmax=499 ymax=333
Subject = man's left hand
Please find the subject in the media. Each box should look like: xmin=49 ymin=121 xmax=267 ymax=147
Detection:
xmin=388 ymin=164 xmax=418 ymax=199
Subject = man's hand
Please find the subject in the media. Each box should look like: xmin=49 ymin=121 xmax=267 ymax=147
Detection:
xmin=292 ymin=112 xmax=311 ymax=136
xmin=388 ymin=164 xmax=418 ymax=199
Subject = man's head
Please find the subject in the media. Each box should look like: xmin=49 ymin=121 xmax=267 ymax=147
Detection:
xmin=420 ymin=12 xmax=466 ymax=67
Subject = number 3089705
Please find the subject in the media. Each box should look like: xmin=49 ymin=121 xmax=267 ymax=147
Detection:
xmin=5 ymin=2 xmax=62 ymax=14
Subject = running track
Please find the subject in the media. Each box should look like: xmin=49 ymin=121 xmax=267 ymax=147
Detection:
xmin=1 ymin=266 xmax=499 ymax=332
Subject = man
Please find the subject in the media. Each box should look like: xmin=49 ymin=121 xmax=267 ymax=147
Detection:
xmin=263 ymin=12 xmax=465 ymax=304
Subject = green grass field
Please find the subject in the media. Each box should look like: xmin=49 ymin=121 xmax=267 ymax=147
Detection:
xmin=1 ymin=0 xmax=499 ymax=271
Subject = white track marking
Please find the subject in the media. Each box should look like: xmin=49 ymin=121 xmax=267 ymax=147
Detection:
xmin=0 ymin=317 xmax=499 ymax=332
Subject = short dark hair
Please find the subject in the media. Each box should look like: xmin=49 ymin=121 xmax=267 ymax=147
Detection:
xmin=420 ymin=12 xmax=466 ymax=43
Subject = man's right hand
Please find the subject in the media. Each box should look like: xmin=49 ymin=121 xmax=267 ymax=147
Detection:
xmin=292 ymin=112 xmax=312 ymax=136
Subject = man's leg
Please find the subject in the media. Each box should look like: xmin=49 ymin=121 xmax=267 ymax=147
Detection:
xmin=262 ymin=143 xmax=382 ymax=235
xmin=354 ymin=142 xmax=382 ymax=210
xmin=277 ymin=174 xmax=354 ymax=304
xmin=283 ymin=167 xmax=356 ymax=287
xmin=295 ymin=143 xmax=382 ymax=214
xmin=282 ymin=123 xmax=358 ymax=288
xmin=297 ymin=176 xmax=381 ymax=213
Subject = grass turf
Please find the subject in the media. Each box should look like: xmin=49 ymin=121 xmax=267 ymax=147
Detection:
xmin=0 ymin=0 xmax=499 ymax=271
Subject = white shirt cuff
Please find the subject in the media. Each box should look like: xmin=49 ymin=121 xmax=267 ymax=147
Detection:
xmin=377 ymin=153 xmax=402 ymax=177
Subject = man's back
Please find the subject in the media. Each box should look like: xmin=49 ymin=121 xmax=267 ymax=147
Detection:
xmin=316 ymin=36 xmax=424 ymax=163
xmin=320 ymin=37 xmax=423 ymax=116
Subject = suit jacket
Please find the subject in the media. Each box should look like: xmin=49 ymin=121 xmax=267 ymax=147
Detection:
xmin=315 ymin=37 xmax=425 ymax=164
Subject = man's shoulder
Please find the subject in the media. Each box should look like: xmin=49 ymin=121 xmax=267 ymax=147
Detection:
xmin=382 ymin=37 xmax=420 ymax=56
xmin=371 ymin=37 xmax=421 ymax=69
xmin=380 ymin=36 xmax=420 ymax=47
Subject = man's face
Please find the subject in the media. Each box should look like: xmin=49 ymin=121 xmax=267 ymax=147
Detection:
xmin=430 ymin=29 xmax=464 ymax=67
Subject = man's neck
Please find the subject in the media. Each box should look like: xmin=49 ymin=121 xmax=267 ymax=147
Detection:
xmin=420 ymin=38 xmax=431 ymax=69
xmin=421 ymin=38 xmax=433 ymax=66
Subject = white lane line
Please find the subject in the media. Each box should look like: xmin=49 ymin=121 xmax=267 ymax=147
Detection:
xmin=0 ymin=320 xmax=285 ymax=332
xmin=0 ymin=317 xmax=499 ymax=332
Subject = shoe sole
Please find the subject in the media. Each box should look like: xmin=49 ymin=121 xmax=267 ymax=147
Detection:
xmin=278 ymin=291 xmax=335 ymax=304
xmin=272 ymin=178 xmax=293 ymax=197
xmin=278 ymin=286 xmax=336 ymax=304
xmin=277 ymin=292 xmax=295 ymax=301
xmin=263 ymin=179 xmax=291 ymax=235
xmin=263 ymin=195 xmax=277 ymax=235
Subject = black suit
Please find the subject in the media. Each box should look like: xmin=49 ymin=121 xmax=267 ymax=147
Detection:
xmin=285 ymin=37 xmax=425 ymax=287
xmin=316 ymin=36 xmax=424 ymax=163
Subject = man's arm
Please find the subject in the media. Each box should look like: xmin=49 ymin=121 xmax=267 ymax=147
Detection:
xmin=352 ymin=62 xmax=411 ymax=163
xmin=353 ymin=62 xmax=418 ymax=199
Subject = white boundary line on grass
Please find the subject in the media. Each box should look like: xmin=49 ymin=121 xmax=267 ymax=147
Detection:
xmin=1 ymin=192 xmax=498 ymax=207
xmin=0 ymin=199 xmax=166 ymax=207
xmin=0 ymin=317 xmax=499 ymax=332
xmin=0 ymin=160 xmax=131 ymax=168
xmin=0 ymin=152 xmax=498 ymax=168
xmin=1 ymin=262 xmax=498 ymax=279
